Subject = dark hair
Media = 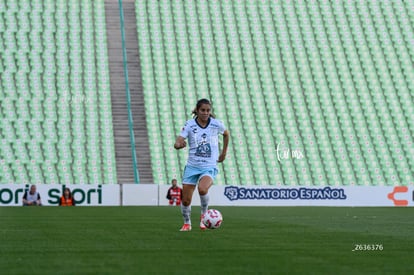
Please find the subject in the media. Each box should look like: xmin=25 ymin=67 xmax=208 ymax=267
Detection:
xmin=63 ymin=188 xmax=72 ymax=199
xmin=192 ymin=98 xmax=215 ymax=118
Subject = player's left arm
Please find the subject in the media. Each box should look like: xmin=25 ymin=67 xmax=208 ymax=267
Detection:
xmin=218 ymin=130 xmax=230 ymax=163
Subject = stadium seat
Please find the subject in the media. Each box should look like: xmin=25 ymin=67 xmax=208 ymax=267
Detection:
xmin=0 ymin=0 xmax=117 ymax=184
xmin=134 ymin=0 xmax=414 ymax=186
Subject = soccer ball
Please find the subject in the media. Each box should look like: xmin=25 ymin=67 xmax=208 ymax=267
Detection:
xmin=202 ymin=209 xmax=223 ymax=229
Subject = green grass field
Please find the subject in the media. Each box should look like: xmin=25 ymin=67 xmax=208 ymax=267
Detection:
xmin=1 ymin=206 xmax=413 ymax=274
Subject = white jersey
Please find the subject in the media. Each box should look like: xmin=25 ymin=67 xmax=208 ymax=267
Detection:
xmin=180 ymin=117 xmax=226 ymax=168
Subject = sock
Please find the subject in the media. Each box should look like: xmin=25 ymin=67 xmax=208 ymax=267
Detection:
xmin=181 ymin=204 xmax=191 ymax=225
xmin=200 ymin=193 xmax=209 ymax=214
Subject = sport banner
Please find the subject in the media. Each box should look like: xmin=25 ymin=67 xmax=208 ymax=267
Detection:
xmin=0 ymin=184 xmax=120 ymax=206
xmin=1 ymin=184 xmax=413 ymax=206
xmin=209 ymin=185 xmax=414 ymax=207
xmin=125 ymin=185 xmax=414 ymax=207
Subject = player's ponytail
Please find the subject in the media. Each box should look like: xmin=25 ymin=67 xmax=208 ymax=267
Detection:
xmin=192 ymin=98 xmax=215 ymax=118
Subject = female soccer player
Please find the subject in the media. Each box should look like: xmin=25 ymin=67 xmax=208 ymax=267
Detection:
xmin=174 ymin=99 xmax=230 ymax=231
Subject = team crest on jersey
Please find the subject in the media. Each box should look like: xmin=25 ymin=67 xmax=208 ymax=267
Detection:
xmin=195 ymin=133 xmax=211 ymax=158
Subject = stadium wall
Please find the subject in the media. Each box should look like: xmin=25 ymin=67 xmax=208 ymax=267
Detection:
xmin=0 ymin=184 xmax=412 ymax=207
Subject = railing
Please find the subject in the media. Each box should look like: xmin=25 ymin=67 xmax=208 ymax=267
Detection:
xmin=118 ymin=0 xmax=140 ymax=183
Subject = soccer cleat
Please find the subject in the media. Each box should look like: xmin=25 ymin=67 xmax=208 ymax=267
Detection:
xmin=200 ymin=214 xmax=207 ymax=230
xmin=180 ymin=224 xmax=192 ymax=231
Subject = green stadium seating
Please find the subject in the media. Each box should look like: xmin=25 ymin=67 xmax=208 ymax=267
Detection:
xmin=135 ymin=0 xmax=414 ymax=186
xmin=0 ymin=0 xmax=117 ymax=184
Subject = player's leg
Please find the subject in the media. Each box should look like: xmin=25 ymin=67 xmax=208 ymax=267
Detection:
xmin=198 ymin=168 xmax=218 ymax=214
xmin=181 ymin=183 xmax=196 ymax=227
xmin=198 ymin=169 xmax=216 ymax=230
xmin=198 ymin=175 xmax=213 ymax=214
xmin=180 ymin=166 xmax=198 ymax=231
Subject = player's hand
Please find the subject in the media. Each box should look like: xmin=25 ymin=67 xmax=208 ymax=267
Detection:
xmin=174 ymin=139 xmax=186 ymax=149
xmin=218 ymin=152 xmax=226 ymax=163
xmin=180 ymin=140 xmax=187 ymax=148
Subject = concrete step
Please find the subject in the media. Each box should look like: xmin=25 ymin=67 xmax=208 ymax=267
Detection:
xmin=105 ymin=0 xmax=153 ymax=184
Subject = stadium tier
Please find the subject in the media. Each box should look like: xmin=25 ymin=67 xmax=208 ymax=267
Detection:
xmin=135 ymin=0 xmax=414 ymax=186
xmin=0 ymin=0 xmax=117 ymax=184
xmin=0 ymin=0 xmax=413 ymax=186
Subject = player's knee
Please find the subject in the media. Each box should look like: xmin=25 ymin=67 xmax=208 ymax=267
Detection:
xmin=182 ymin=199 xmax=191 ymax=206
xmin=198 ymin=188 xmax=208 ymax=196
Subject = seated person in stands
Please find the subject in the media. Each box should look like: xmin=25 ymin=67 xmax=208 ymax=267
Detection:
xmin=59 ymin=187 xmax=76 ymax=206
xmin=22 ymin=185 xmax=42 ymax=206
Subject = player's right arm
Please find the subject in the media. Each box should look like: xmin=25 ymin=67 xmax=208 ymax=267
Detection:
xmin=174 ymin=136 xmax=187 ymax=150
xmin=175 ymin=121 xmax=189 ymax=150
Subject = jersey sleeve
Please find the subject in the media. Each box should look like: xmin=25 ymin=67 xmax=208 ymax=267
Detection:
xmin=218 ymin=119 xmax=226 ymax=134
xmin=179 ymin=121 xmax=190 ymax=139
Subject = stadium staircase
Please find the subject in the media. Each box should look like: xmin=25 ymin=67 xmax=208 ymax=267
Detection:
xmin=104 ymin=0 xmax=153 ymax=184
xmin=1 ymin=0 xmax=413 ymax=187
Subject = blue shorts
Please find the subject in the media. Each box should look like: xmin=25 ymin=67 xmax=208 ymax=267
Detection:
xmin=182 ymin=165 xmax=218 ymax=185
